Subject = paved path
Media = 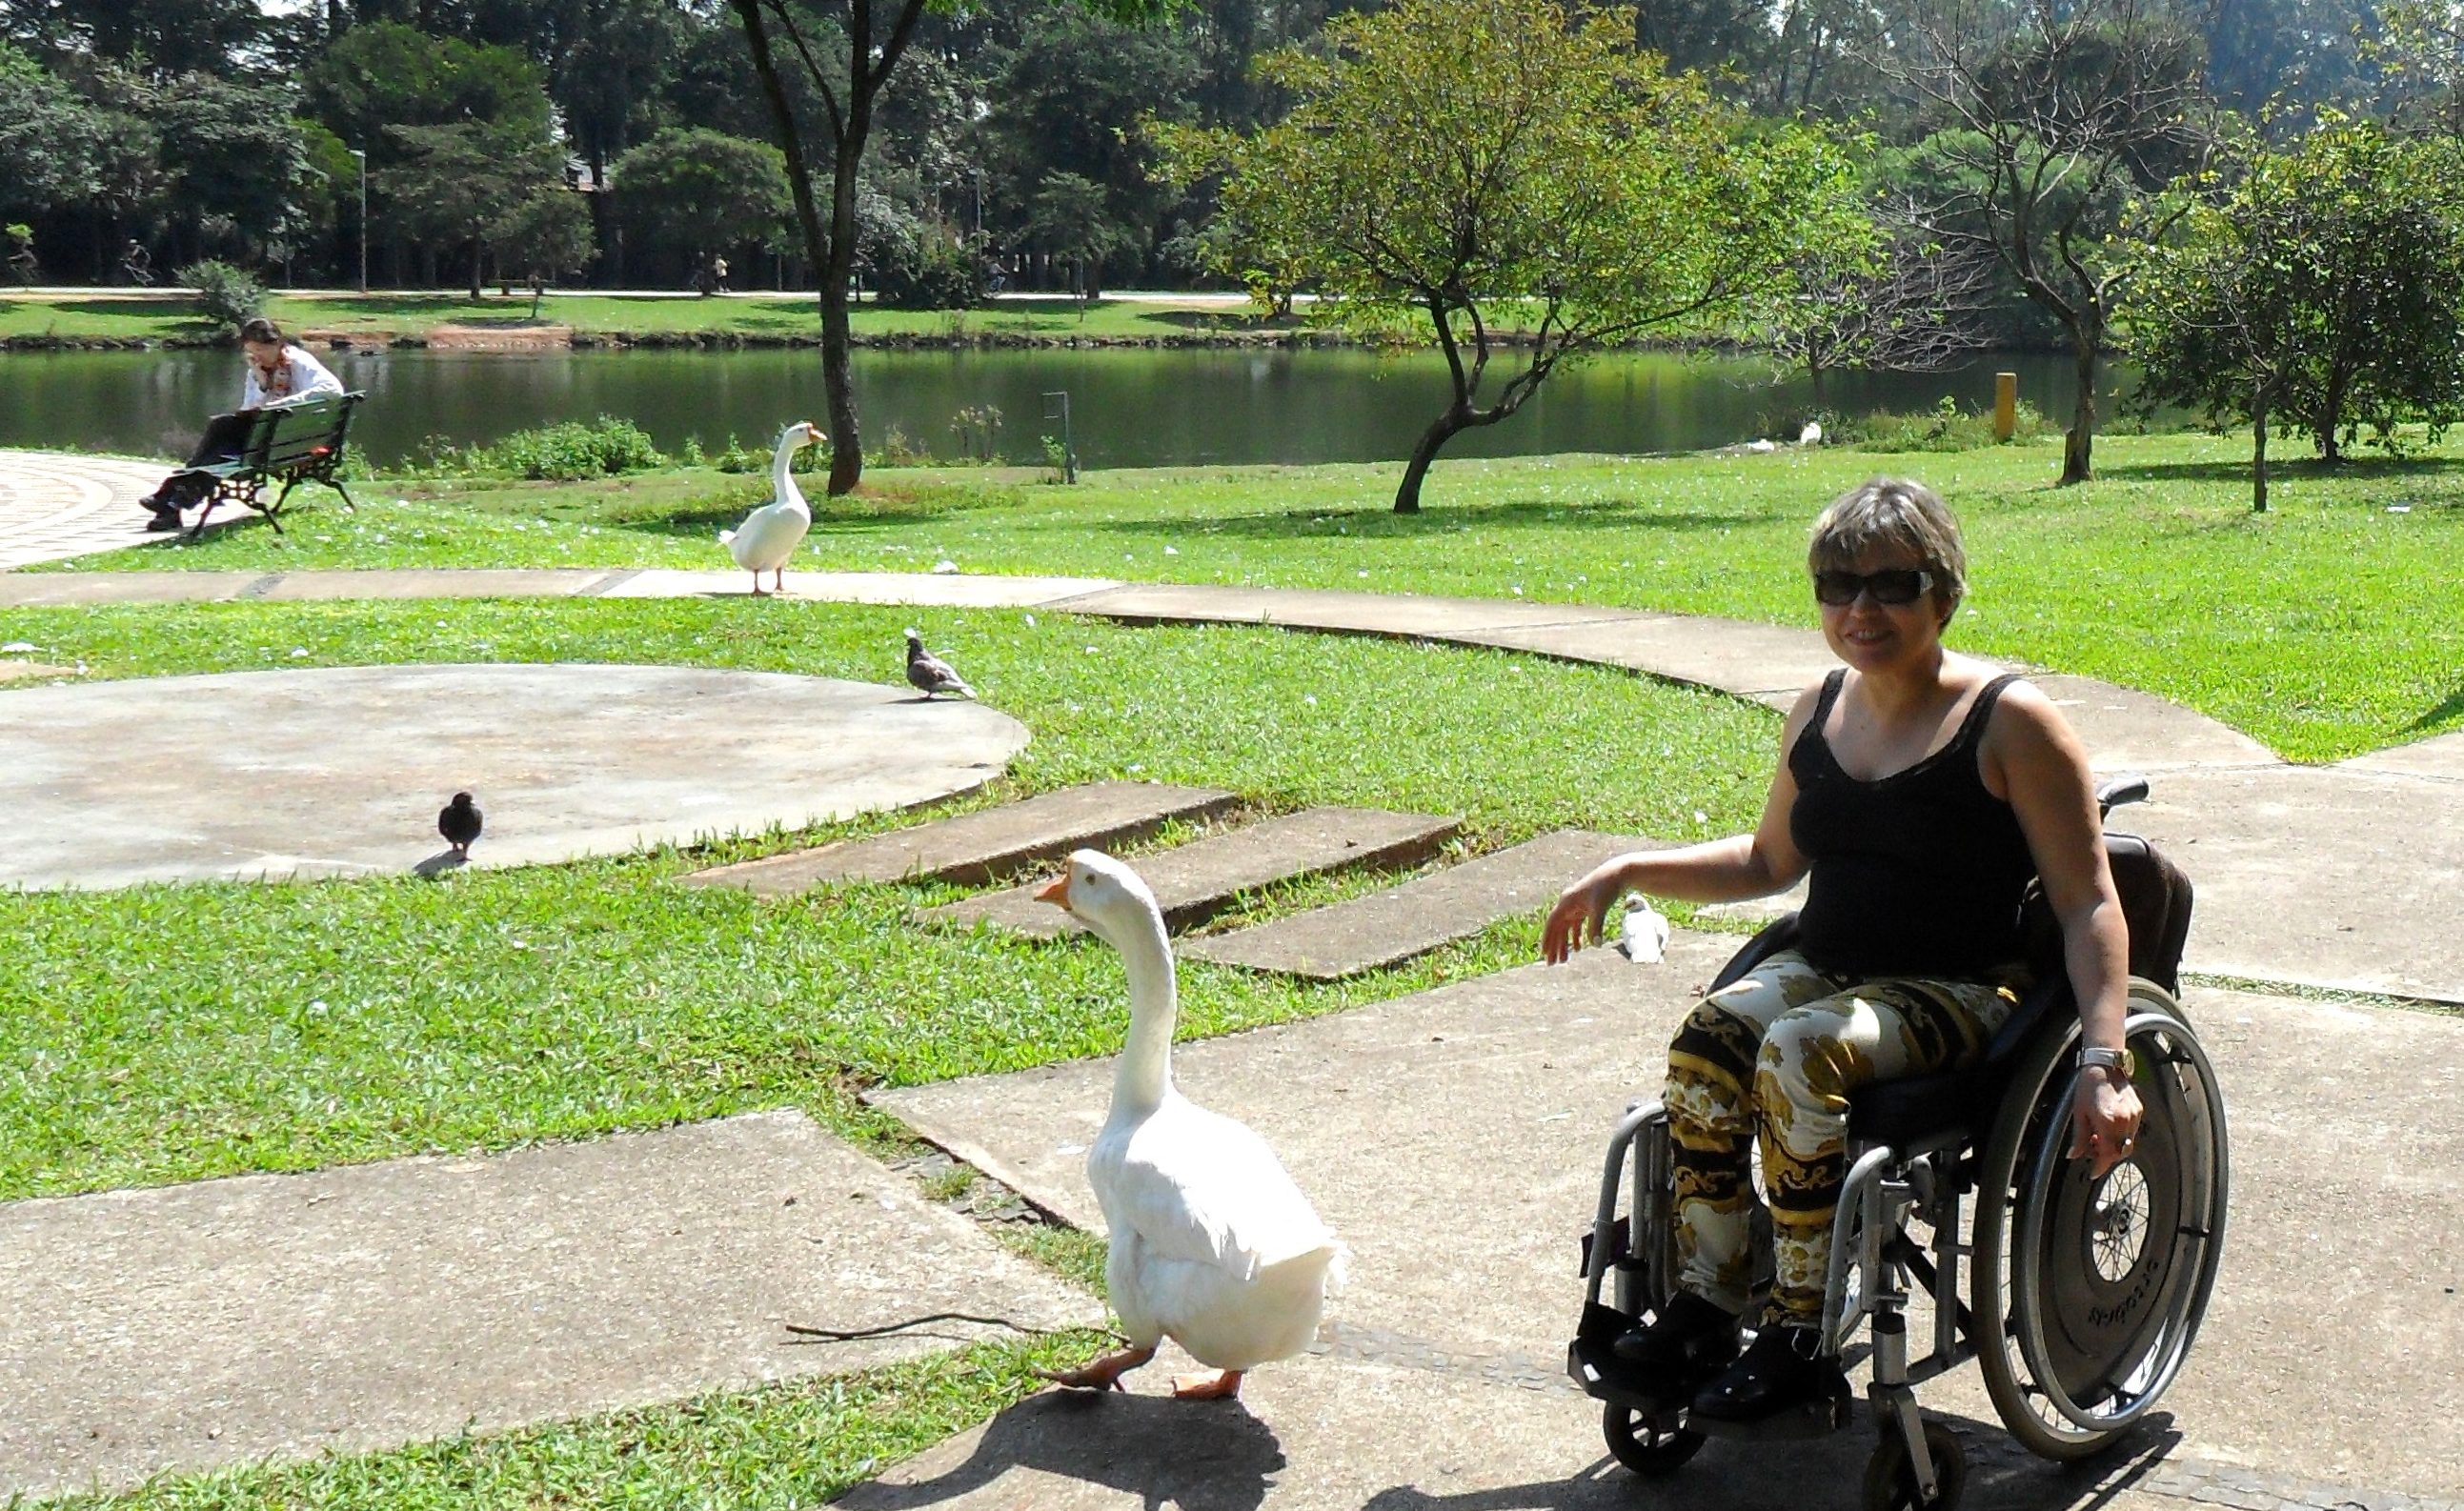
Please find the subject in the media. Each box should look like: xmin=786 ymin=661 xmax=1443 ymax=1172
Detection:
xmin=0 ymin=1112 xmax=1101 ymax=1501
xmin=867 ymin=942 xmax=2464 ymax=1511
xmin=0 ymin=451 xmax=164 ymax=569
xmin=6 ymin=558 xmax=2461 ymax=1002
xmin=0 ymin=664 xmax=1027 ymax=887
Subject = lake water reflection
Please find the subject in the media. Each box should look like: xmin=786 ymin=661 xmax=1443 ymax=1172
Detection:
xmin=0 ymin=345 xmax=2121 ymax=470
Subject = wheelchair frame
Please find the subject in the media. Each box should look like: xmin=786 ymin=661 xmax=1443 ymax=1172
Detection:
xmin=1565 ymin=784 xmax=2232 ymax=1511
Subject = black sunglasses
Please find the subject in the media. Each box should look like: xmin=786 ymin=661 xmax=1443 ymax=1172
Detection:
xmin=1812 ymin=568 xmax=1936 ymax=607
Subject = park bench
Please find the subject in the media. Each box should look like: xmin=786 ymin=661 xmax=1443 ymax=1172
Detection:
xmin=184 ymin=392 xmax=366 ymax=541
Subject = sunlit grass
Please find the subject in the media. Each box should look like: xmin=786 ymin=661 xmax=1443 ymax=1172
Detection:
xmin=35 ymin=432 xmax=2462 ymax=760
xmin=0 ymin=598 xmax=1771 ymax=1202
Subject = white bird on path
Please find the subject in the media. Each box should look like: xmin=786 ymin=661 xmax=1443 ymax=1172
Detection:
xmin=905 ymin=629 xmax=976 ymax=698
xmin=719 ymin=420 xmax=822 ymax=594
xmin=1032 ymin=850 xmax=1344 ymax=1400
xmin=1800 ymin=420 xmax=1825 ymax=446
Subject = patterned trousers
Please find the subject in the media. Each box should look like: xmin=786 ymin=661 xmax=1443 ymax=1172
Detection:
xmin=1662 ymin=949 xmax=2023 ymax=1326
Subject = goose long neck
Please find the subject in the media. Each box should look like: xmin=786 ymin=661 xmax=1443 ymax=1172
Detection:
xmin=771 ymin=435 xmax=802 ymax=499
xmin=1110 ymin=910 xmax=1179 ymax=1118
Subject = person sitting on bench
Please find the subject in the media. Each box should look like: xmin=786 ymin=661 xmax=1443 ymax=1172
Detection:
xmin=138 ymin=316 xmax=346 ymax=531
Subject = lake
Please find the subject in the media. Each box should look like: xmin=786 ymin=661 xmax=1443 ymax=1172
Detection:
xmin=0 ymin=346 xmax=2121 ymax=470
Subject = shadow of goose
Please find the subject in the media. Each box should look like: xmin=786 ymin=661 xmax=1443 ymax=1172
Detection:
xmin=839 ymin=1388 xmax=1284 ymax=1511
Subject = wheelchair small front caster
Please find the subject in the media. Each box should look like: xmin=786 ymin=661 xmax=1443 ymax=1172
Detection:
xmin=1603 ymin=1402 xmax=1706 ymax=1477
xmin=1861 ymin=1420 xmax=1966 ymax=1511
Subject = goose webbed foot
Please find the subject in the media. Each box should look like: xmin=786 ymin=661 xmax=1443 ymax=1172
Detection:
xmin=1170 ymin=1369 xmax=1243 ymax=1400
xmin=1037 ymin=1345 xmax=1156 ymax=1392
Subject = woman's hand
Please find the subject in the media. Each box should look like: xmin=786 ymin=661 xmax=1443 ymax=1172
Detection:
xmin=1542 ymin=860 xmax=1627 ymax=965
xmin=2067 ymin=1066 xmax=2145 ymax=1178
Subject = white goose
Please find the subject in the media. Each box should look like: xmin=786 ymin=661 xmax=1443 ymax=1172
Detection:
xmin=719 ymin=420 xmax=821 ymax=594
xmin=1033 ymin=849 xmax=1343 ymax=1400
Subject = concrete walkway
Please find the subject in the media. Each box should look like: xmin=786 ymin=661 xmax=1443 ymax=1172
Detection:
xmin=866 ymin=942 xmax=2464 ymax=1511
xmin=0 ymin=1112 xmax=1101 ymax=1500
xmin=6 ymin=559 xmax=2461 ymax=1002
xmin=0 ymin=664 xmax=1028 ymax=887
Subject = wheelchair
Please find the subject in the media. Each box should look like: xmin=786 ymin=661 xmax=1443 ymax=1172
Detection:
xmin=1565 ymin=775 xmax=2230 ymax=1511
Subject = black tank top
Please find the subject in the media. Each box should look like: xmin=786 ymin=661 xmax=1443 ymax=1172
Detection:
xmin=1788 ymin=670 xmax=2036 ymax=977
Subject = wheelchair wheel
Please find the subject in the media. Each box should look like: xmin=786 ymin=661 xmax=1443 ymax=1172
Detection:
xmin=1602 ymin=1403 xmax=1705 ymax=1476
xmin=1972 ymin=981 xmax=2229 ymax=1460
xmin=1862 ymin=1420 xmax=1967 ymax=1511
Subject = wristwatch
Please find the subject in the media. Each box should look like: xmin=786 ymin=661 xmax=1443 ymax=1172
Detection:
xmin=2079 ymin=1045 xmax=2136 ymax=1078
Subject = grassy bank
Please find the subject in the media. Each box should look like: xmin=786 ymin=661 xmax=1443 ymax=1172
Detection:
xmin=37 ymin=431 xmax=2464 ymax=762
xmin=0 ymin=290 xmax=1309 ymax=348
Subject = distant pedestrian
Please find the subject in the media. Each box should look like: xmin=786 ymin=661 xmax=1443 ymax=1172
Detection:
xmin=713 ymin=255 xmax=730 ymax=294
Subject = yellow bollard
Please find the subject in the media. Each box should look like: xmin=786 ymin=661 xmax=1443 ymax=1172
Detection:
xmin=1994 ymin=373 xmax=2018 ymax=442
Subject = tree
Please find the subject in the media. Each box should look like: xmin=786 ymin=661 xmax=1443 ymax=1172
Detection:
xmin=0 ymin=0 xmax=271 ymax=74
xmin=148 ymin=72 xmax=314 ymax=264
xmin=0 ymin=42 xmax=98 ymax=220
xmin=729 ymin=0 xmax=1166 ymax=497
xmin=2124 ymin=119 xmax=2464 ymax=510
xmin=1882 ymin=0 xmax=2213 ymax=484
xmin=1161 ymin=0 xmax=1861 ymax=514
xmin=493 ymin=184 xmax=598 ymax=316
xmin=386 ymin=121 xmax=565 ymax=297
xmin=610 ymin=126 xmax=791 ymax=290
xmin=1024 ymin=170 xmax=1139 ymax=308
xmin=1755 ymin=208 xmax=1998 ymax=407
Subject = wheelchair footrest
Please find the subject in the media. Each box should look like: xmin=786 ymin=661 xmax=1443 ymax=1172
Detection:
xmin=1567 ymin=1303 xmax=1691 ymax=1416
xmin=1689 ymin=1382 xmax=1857 ymax=1441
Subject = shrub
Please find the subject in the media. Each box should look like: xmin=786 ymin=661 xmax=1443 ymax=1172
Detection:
xmin=1830 ymin=394 xmax=2051 ymax=453
xmin=947 ymin=405 xmax=1002 ymax=462
xmin=711 ymin=432 xmax=827 ymax=473
xmin=179 ymin=260 xmax=267 ymax=329
xmin=468 ymin=416 xmax=669 ymax=480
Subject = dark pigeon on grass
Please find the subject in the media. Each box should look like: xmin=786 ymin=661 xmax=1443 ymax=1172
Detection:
xmin=905 ymin=629 xmax=977 ymax=699
xmin=438 ymin=792 xmax=483 ymax=858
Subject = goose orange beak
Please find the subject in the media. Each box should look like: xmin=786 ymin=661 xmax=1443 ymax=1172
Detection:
xmin=1034 ymin=875 xmax=1070 ymax=908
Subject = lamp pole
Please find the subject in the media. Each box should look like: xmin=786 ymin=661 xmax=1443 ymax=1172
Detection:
xmin=350 ymin=148 xmax=367 ymax=294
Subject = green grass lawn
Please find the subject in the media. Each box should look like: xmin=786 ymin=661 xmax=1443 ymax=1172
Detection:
xmin=0 ymin=290 xmax=1298 ymax=345
xmin=37 ymin=430 xmax=2464 ymax=761
xmin=0 ymin=598 xmax=1774 ymax=1202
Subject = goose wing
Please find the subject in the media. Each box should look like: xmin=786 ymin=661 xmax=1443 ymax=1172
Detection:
xmin=1101 ymin=1098 xmax=1335 ymax=1281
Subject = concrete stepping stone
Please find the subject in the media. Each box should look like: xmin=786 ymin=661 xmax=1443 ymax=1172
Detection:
xmin=1180 ymin=829 xmax=1667 ymax=979
xmin=683 ymin=781 xmax=1242 ymax=896
xmin=0 ymin=1110 xmax=1101 ymax=1501
xmin=922 ymin=806 xmax=1462 ymax=939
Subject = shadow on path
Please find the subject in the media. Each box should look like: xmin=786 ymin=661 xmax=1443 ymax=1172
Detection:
xmin=847 ymin=1390 xmax=1283 ymax=1511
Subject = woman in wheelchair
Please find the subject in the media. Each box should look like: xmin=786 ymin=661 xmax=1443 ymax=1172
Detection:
xmin=1543 ymin=477 xmax=2146 ymax=1428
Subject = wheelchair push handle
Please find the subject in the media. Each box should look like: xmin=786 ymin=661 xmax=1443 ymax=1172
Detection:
xmin=2094 ymin=772 xmax=2150 ymax=821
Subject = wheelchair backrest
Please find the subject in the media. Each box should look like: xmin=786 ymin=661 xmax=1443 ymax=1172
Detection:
xmin=2014 ymin=833 xmax=2193 ymax=996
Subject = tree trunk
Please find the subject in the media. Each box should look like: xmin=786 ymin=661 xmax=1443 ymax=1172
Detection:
xmin=2318 ymin=365 xmax=2351 ymax=462
xmin=1395 ymin=407 xmax=1470 ymax=514
xmin=468 ymin=234 xmax=482 ymax=300
xmin=2251 ymin=399 xmax=2269 ymax=514
xmin=2059 ymin=337 xmax=2096 ymax=485
xmin=821 ymin=135 xmax=865 ymax=496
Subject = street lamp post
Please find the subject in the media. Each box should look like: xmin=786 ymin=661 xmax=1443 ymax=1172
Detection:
xmin=350 ymin=148 xmax=367 ymax=294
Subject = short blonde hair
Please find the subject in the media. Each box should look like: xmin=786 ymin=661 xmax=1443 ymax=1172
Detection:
xmin=1807 ymin=477 xmax=1967 ymax=620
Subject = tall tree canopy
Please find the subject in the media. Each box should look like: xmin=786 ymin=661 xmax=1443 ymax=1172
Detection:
xmin=1165 ymin=0 xmax=1862 ymax=512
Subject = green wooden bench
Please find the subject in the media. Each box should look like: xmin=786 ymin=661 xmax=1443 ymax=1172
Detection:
xmin=185 ymin=392 xmax=366 ymax=540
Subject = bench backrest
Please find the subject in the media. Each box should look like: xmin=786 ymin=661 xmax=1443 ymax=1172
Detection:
xmin=246 ymin=393 xmax=363 ymax=475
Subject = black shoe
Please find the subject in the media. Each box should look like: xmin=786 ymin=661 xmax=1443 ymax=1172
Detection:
xmin=143 ymin=512 xmax=183 ymax=533
xmin=1688 ymin=1323 xmax=1850 ymax=1425
xmin=1609 ymin=1290 xmax=1742 ymax=1382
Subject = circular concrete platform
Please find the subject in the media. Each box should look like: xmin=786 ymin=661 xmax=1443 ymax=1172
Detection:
xmin=0 ymin=664 xmax=1028 ymax=889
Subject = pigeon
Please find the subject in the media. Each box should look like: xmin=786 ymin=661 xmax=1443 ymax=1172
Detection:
xmin=438 ymin=792 xmax=483 ymax=858
xmin=905 ymin=629 xmax=976 ymax=699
